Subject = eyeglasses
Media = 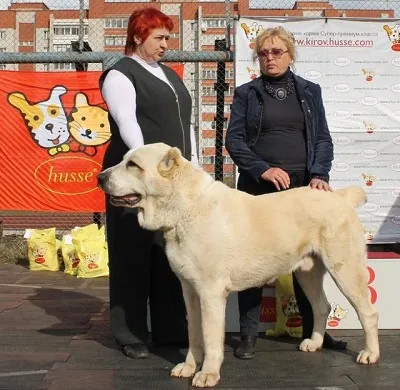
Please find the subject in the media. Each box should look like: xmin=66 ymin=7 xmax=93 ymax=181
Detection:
xmin=257 ymin=49 xmax=288 ymax=59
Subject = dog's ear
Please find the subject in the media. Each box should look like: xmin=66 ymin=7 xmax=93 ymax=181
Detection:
xmin=157 ymin=147 xmax=182 ymax=177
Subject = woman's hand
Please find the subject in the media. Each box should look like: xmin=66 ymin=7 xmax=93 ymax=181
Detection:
xmin=310 ymin=178 xmax=333 ymax=192
xmin=261 ymin=168 xmax=290 ymax=191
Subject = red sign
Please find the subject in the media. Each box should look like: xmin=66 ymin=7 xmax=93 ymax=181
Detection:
xmin=0 ymin=64 xmax=184 ymax=212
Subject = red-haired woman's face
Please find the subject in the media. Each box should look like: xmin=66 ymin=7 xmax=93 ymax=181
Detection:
xmin=134 ymin=28 xmax=170 ymax=63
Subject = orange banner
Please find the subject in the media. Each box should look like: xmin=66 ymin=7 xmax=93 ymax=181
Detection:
xmin=0 ymin=64 xmax=184 ymax=212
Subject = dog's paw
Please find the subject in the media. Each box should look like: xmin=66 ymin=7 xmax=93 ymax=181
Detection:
xmin=170 ymin=362 xmax=196 ymax=378
xmin=298 ymin=338 xmax=322 ymax=352
xmin=192 ymin=371 xmax=220 ymax=387
xmin=357 ymin=350 xmax=380 ymax=364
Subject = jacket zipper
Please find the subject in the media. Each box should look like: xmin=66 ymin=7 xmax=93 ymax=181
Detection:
xmin=300 ymin=98 xmax=311 ymax=171
xmin=252 ymin=100 xmax=264 ymax=150
xmin=169 ymin=83 xmax=186 ymax=157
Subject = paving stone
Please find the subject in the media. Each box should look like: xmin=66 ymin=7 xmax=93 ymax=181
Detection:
xmin=0 ymin=264 xmax=399 ymax=389
xmin=45 ymin=369 xmax=114 ymax=390
xmin=0 ymin=375 xmax=49 ymax=390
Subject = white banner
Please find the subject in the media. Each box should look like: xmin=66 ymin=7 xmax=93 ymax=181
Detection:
xmin=235 ymin=18 xmax=400 ymax=243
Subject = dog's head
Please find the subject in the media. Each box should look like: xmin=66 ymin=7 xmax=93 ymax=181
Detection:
xmin=98 ymin=143 xmax=209 ymax=231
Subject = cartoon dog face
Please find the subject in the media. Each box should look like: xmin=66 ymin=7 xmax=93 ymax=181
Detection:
xmin=365 ymin=229 xmax=376 ymax=241
xmin=361 ymin=69 xmax=375 ymax=81
xmin=68 ymin=93 xmax=111 ymax=147
xmin=241 ymin=22 xmax=264 ymax=41
xmin=8 ymin=86 xmax=70 ymax=150
xmin=328 ymin=302 xmax=349 ymax=321
xmin=383 ymin=24 xmax=400 ymax=44
xmin=362 ymin=173 xmax=376 ymax=187
xmin=281 ymin=295 xmax=300 ymax=317
xmin=363 ymin=121 xmax=377 ymax=133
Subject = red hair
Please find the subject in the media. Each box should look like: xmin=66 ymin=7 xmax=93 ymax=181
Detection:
xmin=125 ymin=8 xmax=174 ymax=56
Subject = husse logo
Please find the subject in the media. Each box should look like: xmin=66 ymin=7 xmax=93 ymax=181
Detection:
xmin=34 ymin=157 xmax=101 ymax=195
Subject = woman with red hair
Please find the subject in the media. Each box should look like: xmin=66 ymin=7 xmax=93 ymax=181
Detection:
xmin=99 ymin=7 xmax=198 ymax=359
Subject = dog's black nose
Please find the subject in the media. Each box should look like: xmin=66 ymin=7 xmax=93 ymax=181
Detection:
xmin=97 ymin=172 xmax=106 ymax=188
xmin=45 ymin=123 xmax=54 ymax=131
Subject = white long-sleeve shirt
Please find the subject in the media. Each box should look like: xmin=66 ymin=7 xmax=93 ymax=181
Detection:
xmin=101 ymin=55 xmax=199 ymax=165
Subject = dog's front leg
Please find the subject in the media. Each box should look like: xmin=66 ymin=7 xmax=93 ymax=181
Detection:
xmin=171 ymin=281 xmax=203 ymax=379
xmin=191 ymin=289 xmax=227 ymax=388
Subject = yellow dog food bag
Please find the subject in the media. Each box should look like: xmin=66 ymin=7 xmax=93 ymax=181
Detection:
xmin=266 ymin=274 xmax=303 ymax=338
xmin=74 ymin=228 xmax=109 ymax=278
xmin=61 ymin=224 xmax=100 ymax=275
xmin=26 ymin=228 xmax=59 ymax=271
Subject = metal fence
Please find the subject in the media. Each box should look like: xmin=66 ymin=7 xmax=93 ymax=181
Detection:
xmin=0 ymin=0 xmax=399 ymax=249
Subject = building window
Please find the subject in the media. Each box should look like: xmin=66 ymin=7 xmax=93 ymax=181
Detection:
xmin=202 ymin=86 xmax=216 ymax=96
xmin=201 ymin=19 xmax=227 ymax=29
xmin=201 ymin=138 xmax=216 ymax=147
xmin=201 ymin=156 xmax=215 ymax=164
xmin=20 ymin=41 xmax=34 ymax=46
xmin=211 ymin=118 xmax=228 ymax=129
xmin=224 ymin=156 xmax=233 ymax=164
xmin=105 ymin=36 xmax=126 ymax=46
xmin=0 ymin=31 xmax=5 ymax=40
xmin=53 ymin=44 xmax=72 ymax=52
xmin=170 ymin=33 xmax=179 ymax=39
xmin=202 ymin=104 xmax=231 ymax=114
xmin=0 ymin=64 xmax=6 ymax=70
xmin=0 ymin=47 xmax=6 ymax=52
xmin=202 ymin=69 xmax=234 ymax=79
xmin=53 ymin=26 xmax=88 ymax=36
xmin=105 ymin=18 xmax=128 ymax=29
xmin=54 ymin=62 xmax=75 ymax=71
xmin=44 ymin=30 xmax=49 ymax=39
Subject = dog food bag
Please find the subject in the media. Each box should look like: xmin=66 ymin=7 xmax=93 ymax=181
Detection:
xmin=74 ymin=230 xmax=109 ymax=278
xmin=61 ymin=224 xmax=100 ymax=275
xmin=266 ymin=274 xmax=302 ymax=338
xmin=61 ymin=234 xmax=80 ymax=275
xmin=26 ymin=228 xmax=59 ymax=271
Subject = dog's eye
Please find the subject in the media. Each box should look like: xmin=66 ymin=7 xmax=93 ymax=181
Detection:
xmin=127 ymin=161 xmax=138 ymax=168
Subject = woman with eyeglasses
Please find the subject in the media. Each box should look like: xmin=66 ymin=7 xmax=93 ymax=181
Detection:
xmin=226 ymin=26 xmax=346 ymax=359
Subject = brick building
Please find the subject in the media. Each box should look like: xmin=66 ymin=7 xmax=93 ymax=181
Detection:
xmin=0 ymin=0 xmax=394 ymax=179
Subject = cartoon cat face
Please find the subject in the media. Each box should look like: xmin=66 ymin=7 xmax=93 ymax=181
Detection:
xmin=68 ymin=93 xmax=111 ymax=147
xmin=8 ymin=86 xmax=70 ymax=149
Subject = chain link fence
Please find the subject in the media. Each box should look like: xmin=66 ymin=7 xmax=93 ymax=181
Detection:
xmin=0 ymin=0 xmax=399 ymax=256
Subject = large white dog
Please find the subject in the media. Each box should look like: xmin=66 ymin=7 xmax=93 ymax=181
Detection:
xmin=98 ymin=143 xmax=379 ymax=388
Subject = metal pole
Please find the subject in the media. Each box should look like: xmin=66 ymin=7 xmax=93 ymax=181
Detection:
xmin=79 ymin=0 xmax=84 ymax=52
xmin=214 ymin=39 xmax=229 ymax=182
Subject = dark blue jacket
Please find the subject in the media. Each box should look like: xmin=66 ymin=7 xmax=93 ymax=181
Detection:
xmin=225 ymin=73 xmax=333 ymax=183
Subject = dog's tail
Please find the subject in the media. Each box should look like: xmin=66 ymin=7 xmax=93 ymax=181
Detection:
xmin=336 ymin=186 xmax=367 ymax=208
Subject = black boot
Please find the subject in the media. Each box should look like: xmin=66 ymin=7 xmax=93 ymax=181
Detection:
xmin=234 ymin=335 xmax=257 ymax=359
xmin=121 ymin=343 xmax=150 ymax=359
xmin=323 ymin=333 xmax=347 ymax=350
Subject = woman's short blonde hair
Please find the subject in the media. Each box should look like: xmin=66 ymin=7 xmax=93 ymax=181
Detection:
xmin=253 ymin=26 xmax=297 ymax=63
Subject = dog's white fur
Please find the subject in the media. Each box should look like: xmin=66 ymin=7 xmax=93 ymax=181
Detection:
xmin=99 ymin=143 xmax=379 ymax=388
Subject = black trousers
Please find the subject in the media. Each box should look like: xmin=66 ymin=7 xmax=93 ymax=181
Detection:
xmin=237 ymin=170 xmax=314 ymax=339
xmin=105 ymin=199 xmax=188 ymax=345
